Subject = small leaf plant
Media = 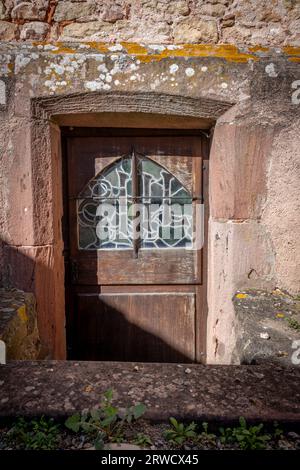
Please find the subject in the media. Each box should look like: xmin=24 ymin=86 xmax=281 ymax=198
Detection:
xmin=65 ymin=388 xmax=146 ymax=449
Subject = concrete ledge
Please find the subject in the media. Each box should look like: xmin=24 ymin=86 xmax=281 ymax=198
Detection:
xmin=234 ymin=289 xmax=300 ymax=366
xmin=1 ymin=361 xmax=300 ymax=424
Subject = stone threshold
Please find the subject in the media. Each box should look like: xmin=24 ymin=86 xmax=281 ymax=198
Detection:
xmin=0 ymin=361 xmax=300 ymax=425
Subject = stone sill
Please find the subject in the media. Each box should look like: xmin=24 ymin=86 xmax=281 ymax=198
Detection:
xmin=234 ymin=289 xmax=300 ymax=366
xmin=0 ymin=361 xmax=300 ymax=425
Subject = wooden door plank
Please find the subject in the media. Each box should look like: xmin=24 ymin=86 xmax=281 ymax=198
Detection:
xmin=75 ymin=249 xmax=199 ymax=284
xmin=76 ymin=293 xmax=196 ymax=362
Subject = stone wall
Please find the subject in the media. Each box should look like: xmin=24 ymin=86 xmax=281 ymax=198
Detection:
xmin=0 ymin=0 xmax=299 ymax=364
xmin=0 ymin=0 xmax=299 ymax=46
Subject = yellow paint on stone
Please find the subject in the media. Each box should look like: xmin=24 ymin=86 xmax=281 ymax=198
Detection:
xmin=276 ymin=313 xmax=285 ymax=318
xmin=51 ymin=44 xmax=77 ymax=54
xmin=32 ymin=41 xmax=76 ymax=54
xmin=121 ymin=42 xmax=148 ymax=55
xmin=17 ymin=305 xmax=28 ymax=322
xmin=22 ymin=42 xmax=300 ymax=64
xmin=236 ymin=293 xmax=248 ymax=299
xmin=123 ymin=44 xmax=258 ymax=63
xmin=249 ymin=45 xmax=269 ymax=53
xmin=85 ymin=42 xmax=109 ymax=53
xmin=283 ymin=47 xmax=300 ymax=56
xmin=283 ymin=47 xmax=300 ymax=62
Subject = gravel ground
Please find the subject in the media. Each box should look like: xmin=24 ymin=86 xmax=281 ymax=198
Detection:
xmin=1 ymin=420 xmax=300 ymax=450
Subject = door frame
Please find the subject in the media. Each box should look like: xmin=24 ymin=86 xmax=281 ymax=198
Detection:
xmin=61 ymin=127 xmax=209 ymax=363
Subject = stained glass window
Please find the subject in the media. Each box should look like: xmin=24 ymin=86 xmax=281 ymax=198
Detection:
xmin=77 ymin=150 xmax=193 ymax=250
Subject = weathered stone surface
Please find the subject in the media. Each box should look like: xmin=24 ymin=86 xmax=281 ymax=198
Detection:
xmin=233 ymin=289 xmax=300 ymax=366
xmin=0 ymin=0 xmax=299 ymax=44
xmin=206 ymin=219 xmax=276 ymax=364
xmin=2 ymin=243 xmax=66 ymax=360
xmin=20 ymin=21 xmax=49 ymax=40
xmin=130 ymin=0 xmax=190 ymax=22
xmin=101 ymin=1 xmax=125 ymax=23
xmin=61 ymin=20 xmax=114 ymax=40
xmin=173 ymin=17 xmax=218 ymax=43
xmin=0 ymin=79 xmax=6 ymax=105
xmin=210 ymin=122 xmax=274 ymax=220
xmin=221 ymin=24 xmax=254 ymax=44
xmin=0 ymin=20 xmax=17 ymax=40
xmin=53 ymin=1 xmax=96 ymax=22
xmin=262 ymin=117 xmax=300 ymax=295
xmin=0 ymin=2 xmax=9 ymax=20
xmin=32 ymin=91 xmax=232 ymax=122
xmin=222 ymin=23 xmax=288 ymax=46
xmin=10 ymin=0 xmax=49 ymax=21
xmin=0 ymin=288 xmax=41 ymax=359
xmin=288 ymin=19 xmax=300 ymax=45
xmin=0 ymin=361 xmax=300 ymax=423
xmin=200 ymin=2 xmax=227 ymax=17
xmin=0 ymin=118 xmax=35 ymax=247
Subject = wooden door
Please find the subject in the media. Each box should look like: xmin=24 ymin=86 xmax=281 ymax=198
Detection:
xmin=64 ymin=131 xmax=208 ymax=363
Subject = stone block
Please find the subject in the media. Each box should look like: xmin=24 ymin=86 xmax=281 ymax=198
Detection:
xmin=210 ymin=122 xmax=274 ymax=220
xmin=206 ymin=218 xmax=276 ymax=364
xmin=0 ymin=80 xmax=6 ymax=105
xmin=101 ymin=3 xmax=125 ymax=23
xmin=0 ymin=288 xmax=41 ymax=359
xmin=0 ymin=20 xmax=17 ymax=40
xmin=60 ymin=20 xmax=113 ymax=40
xmin=0 ymin=2 xmax=9 ymax=20
xmin=173 ymin=17 xmax=218 ymax=43
xmin=3 ymin=244 xmax=66 ymax=359
xmin=53 ymin=1 xmax=96 ymax=22
xmin=262 ymin=118 xmax=300 ymax=295
xmin=20 ymin=21 xmax=49 ymax=40
xmin=200 ymin=2 xmax=227 ymax=17
xmin=0 ymin=119 xmax=35 ymax=246
xmin=11 ymin=0 xmax=49 ymax=21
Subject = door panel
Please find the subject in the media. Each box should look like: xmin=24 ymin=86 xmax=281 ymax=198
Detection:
xmin=67 ymin=136 xmax=200 ymax=199
xmin=65 ymin=132 xmax=207 ymax=362
xmin=73 ymin=249 xmax=200 ymax=285
xmin=76 ymin=293 xmax=195 ymax=362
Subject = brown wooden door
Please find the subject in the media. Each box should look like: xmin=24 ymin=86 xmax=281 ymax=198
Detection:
xmin=65 ymin=131 xmax=207 ymax=363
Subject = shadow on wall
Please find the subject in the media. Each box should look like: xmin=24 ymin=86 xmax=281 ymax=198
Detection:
xmin=0 ymin=240 xmax=53 ymax=359
xmin=0 ymin=240 xmax=194 ymax=363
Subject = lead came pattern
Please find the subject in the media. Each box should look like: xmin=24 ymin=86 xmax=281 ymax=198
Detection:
xmin=77 ymin=152 xmax=193 ymax=250
xmin=78 ymin=158 xmax=133 ymax=249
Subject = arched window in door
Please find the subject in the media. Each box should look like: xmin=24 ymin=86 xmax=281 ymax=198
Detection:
xmin=77 ymin=149 xmax=193 ymax=251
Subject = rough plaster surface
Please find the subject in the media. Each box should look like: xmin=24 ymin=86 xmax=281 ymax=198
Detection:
xmin=207 ymin=218 xmax=276 ymax=364
xmin=0 ymin=0 xmax=299 ymax=46
xmin=262 ymin=118 xmax=300 ymax=296
xmin=0 ymin=37 xmax=299 ymax=362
